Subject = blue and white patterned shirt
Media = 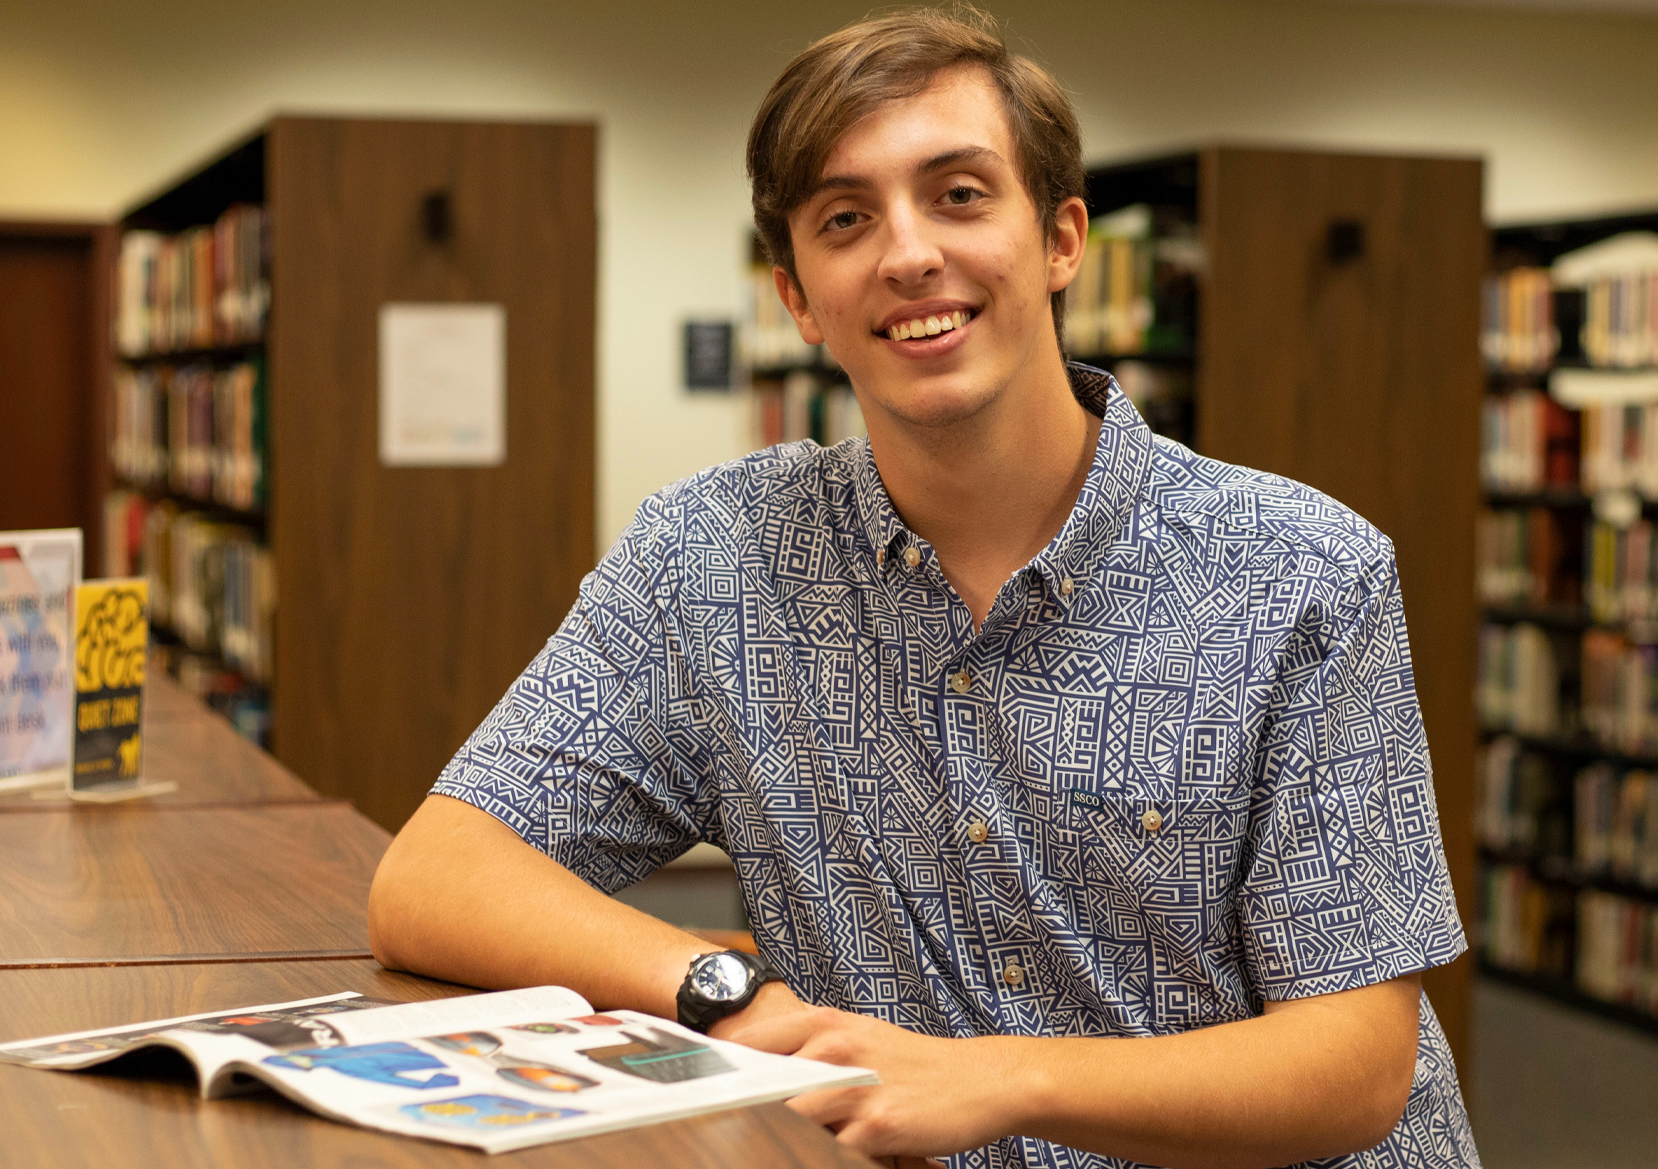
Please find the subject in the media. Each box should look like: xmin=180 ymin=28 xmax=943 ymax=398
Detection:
xmin=435 ymin=365 xmax=1477 ymax=1168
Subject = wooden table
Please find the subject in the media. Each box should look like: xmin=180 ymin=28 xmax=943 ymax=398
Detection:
xmin=0 ymin=675 xmax=319 ymax=809
xmin=0 ymin=679 xmax=871 ymax=1168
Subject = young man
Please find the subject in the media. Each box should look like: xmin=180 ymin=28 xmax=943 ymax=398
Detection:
xmin=369 ymin=9 xmax=1478 ymax=1168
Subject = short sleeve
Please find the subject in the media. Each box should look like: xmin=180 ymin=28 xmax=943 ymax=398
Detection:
xmin=1239 ymin=554 xmax=1467 ymax=1000
xmin=431 ymin=497 xmax=717 ymax=892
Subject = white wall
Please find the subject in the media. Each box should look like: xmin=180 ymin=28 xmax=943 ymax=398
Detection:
xmin=4 ymin=0 xmax=1658 ymax=549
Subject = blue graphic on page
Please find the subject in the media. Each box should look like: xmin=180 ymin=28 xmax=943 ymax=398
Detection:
xmin=264 ymin=1041 xmax=459 ymax=1089
xmin=398 ymin=1094 xmax=584 ymax=1129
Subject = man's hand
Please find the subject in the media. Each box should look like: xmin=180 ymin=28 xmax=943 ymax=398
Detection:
xmin=727 ymin=1006 xmax=1017 ymax=1162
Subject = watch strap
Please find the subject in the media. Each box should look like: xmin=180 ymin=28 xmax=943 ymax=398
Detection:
xmin=676 ymin=950 xmax=783 ymax=1033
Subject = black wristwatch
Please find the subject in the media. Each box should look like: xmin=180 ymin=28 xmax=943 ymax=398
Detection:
xmin=676 ymin=950 xmax=784 ymax=1033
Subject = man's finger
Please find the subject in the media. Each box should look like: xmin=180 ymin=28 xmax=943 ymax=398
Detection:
xmin=784 ymin=1084 xmax=866 ymax=1128
xmin=726 ymin=1005 xmax=838 ymax=1054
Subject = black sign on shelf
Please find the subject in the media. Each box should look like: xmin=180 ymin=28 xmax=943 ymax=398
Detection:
xmin=684 ymin=320 xmax=734 ymax=391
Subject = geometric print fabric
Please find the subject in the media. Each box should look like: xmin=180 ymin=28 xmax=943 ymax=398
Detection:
xmin=434 ymin=365 xmax=1479 ymax=1168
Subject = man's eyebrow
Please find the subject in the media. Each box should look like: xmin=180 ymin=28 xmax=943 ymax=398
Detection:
xmin=916 ymin=146 xmax=1003 ymax=176
xmin=804 ymin=147 xmax=1006 ymax=203
xmin=805 ymin=173 xmax=874 ymax=202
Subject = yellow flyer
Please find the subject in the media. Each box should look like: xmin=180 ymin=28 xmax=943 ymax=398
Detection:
xmin=72 ymin=578 xmax=148 ymax=792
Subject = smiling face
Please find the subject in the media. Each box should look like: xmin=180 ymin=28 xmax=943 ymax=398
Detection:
xmin=777 ymin=65 xmax=1085 ymax=433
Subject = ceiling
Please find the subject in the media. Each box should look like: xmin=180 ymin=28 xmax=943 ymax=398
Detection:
xmin=1316 ymin=0 xmax=1658 ymax=14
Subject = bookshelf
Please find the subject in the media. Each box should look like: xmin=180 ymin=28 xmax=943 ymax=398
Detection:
xmin=1476 ymin=208 xmax=1658 ymax=1035
xmin=103 ymin=117 xmax=596 ymax=832
xmin=738 ymin=146 xmax=1486 ymax=1068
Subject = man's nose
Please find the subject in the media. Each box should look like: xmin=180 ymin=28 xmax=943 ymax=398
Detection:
xmin=876 ymin=205 xmax=944 ymax=287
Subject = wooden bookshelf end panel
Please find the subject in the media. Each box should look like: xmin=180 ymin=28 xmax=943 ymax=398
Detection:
xmin=267 ymin=118 xmax=597 ymax=833
xmin=1195 ymin=147 xmax=1486 ymax=1067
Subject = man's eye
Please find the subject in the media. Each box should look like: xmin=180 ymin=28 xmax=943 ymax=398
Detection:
xmin=944 ymin=187 xmax=980 ymax=206
xmin=823 ymin=209 xmax=861 ymax=231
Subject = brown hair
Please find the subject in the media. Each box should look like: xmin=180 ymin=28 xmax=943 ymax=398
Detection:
xmin=746 ymin=4 xmax=1085 ymax=334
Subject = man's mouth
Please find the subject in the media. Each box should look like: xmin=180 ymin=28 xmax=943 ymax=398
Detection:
xmin=881 ymin=309 xmax=975 ymax=342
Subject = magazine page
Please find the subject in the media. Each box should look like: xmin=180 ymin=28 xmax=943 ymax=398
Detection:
xmin=240 ymin=1006 xmax=878 ymax=1155
xmin=323 ymin=986 xmax=594 ymax=1046
xmin=0 ymin=993 xmax=397 ymax=1086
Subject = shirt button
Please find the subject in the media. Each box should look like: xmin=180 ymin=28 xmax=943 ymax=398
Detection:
xmin=1141 ymin=809 xmax=1164 ymax=833
xmin=967 ymin=819 xmax=989 ymax=844
xmin=1002 ymin=963 xmax=1025 ymax=986
xmin=1060 ymin=576 xmax=1074 ymax=596
xmin=876 ymin=548 xmax=886 ymax=567
xmin=949 ymin=670 xmax=971 ymax=694
xmin=903 ymin=546 xmax=921 ymax=568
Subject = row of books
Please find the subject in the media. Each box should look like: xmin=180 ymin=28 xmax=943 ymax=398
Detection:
xmin=1480 ymin=387 xmax=1658 ymax=501
xmin=1578 ymin=890 xmax=1658 ymax=1013
xmin=152 ymin=645 xmax=272 ymax=749
xmin=1579 ymin=401 xmax=1658 ymax=497
xmin=1579 ymin=628 xmax=1658 ymax=756
xmin=1478 ymin=736 xmax=1562 ymax=854
xmin=110 ymin=360 xmax=266 ymax=511
xmin=1111 ymin=360 xmax=1194 ymax=446
xmin=1484 ymin=863 xmax=1574 ymax=977
xmin=1481 ymin=267 xmax=1556 ymax=374
xmin=1580 ymin=269 xmax=1658 ymax=369
xmin=116 ymin=206 xmax=268 ymax=357
xmin=740 ymin=260 xmax=818 ymax=371
xmin=1476 ymin=506 xmax=1580 ymax=608
xmin=1477 ymin=622 xmax=1561 ymax=737
xmin=749 ymin=371 xmax=868 ymax=449
xmin=1479 ymin=737 xmax=1658 ymax=888
xmin=103 ymin=492 xmax=275 ymax=685
xmin=1475 ymin=620 xmax=1658 ymax=754
xmin=1585 ymin=517 xmax=1658 ymax=626
xmin=1479 ymin=389 xmax=1579 ymax=495
xmin=1575 ymin=761 xmax=1658 ymax=886
xmin=1063 ymin=205 xmax=1201 ymax=359
xmin=1484 ymin=867 xmax=1658 ymax=1017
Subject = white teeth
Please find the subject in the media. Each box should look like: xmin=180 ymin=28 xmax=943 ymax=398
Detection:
xmin=887 ymin=312 xmax=968 ymax=340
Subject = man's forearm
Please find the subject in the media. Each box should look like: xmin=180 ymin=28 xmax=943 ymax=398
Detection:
xmin=368 ymin=794 xmax=712 ymax=1017
xmin=740 ymin=973 xmax=1421 ymax=1169
xmin=992 ymin=976 xmax=1421 ymax=1168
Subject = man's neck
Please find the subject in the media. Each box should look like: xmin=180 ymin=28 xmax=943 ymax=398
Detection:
xmin=865 ymin=351 xmax=1101 ymax=631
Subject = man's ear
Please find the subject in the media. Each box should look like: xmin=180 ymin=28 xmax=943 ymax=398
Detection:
xmin=773 ymin=266 xmax=825 ymax=346
xmin=1046 ymin=195 xmax=1090 ymax=294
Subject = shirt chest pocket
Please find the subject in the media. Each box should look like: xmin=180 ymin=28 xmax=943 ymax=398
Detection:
xmin=1066 ymin=792 xmax=1249 ymax=947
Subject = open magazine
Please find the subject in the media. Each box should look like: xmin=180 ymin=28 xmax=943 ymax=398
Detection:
xmin=0 ymin=986 xmax=877 ymax=1154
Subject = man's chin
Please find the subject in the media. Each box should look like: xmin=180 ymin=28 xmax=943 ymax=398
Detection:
xmin=855 ymin=368 xmax=1006 ymax=432
xmin=868 ymin=388 xmax=994 ymax=434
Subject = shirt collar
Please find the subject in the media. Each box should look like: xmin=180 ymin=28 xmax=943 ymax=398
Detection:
xmin=855 ymin=363 xmax=1154 ymax=613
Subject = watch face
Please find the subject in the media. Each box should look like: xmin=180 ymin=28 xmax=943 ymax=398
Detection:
xmin=690 ymin=952 xmax=751 ymax=1003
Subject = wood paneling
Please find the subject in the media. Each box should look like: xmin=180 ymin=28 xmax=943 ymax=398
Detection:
xmin=266 ymin=118 xmax=597 ymax=834
xmin=1197 ymin=147 xmax=1484 ymax=1069
xmin=0 ymin=960 xmax=874 ymax=1169
xmin=0 ymin=803 xmax=386 ymax=963
xmin=0 ymin=222 xmax=112 ymax=553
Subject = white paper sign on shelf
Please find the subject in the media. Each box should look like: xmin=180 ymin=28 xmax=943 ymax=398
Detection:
xmin=378 ymin=303 xmax=507 ymax=467
xmin=1550 ymin=367 xmax=1658 ymax=409
xmin=0 ymin=528 xmax=82 ymax=793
